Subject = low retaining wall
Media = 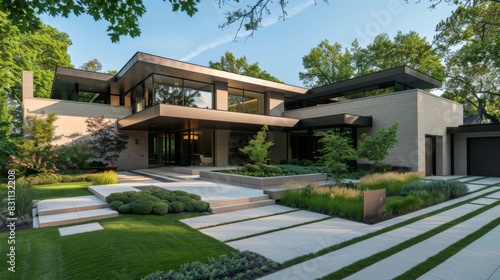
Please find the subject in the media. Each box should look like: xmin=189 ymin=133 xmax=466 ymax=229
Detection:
xmin=199 ymin=171 xmax=328 ymax=189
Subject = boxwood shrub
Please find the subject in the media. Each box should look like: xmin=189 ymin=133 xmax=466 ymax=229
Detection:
xmin=141 ymin=251 xmax=280 ymax=280
xmin=107 ymin=189 xmax=209 ymax=215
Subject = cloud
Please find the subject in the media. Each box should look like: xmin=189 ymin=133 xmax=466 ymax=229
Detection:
xmin=181 ymin=0 xmax=316 ymax=61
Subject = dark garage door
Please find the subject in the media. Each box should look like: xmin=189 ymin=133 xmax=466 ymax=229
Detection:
xmin=468 ymin=137 xmax=500 ymax=177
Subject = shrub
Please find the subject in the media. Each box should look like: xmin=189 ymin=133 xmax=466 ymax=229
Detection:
xmin=300 ymin=159 xmax=314 ymax=166
xmin=400 ymin=180 xmax=469 ymax=199
xmin=60 ymin=174 xmax=89 ymax=183
xmin=411 ymin=190 xmax=434 ymax=207
xmin=14 ymin=178 xmax=34 ymax=218
xmin=109 ymin=201 xmax=124 ymax=211
xmin=289 ymin=158 xmax=300 ymax=165
xmin=118 ymin=204 xmax=131 ymax=214
xmin=141 ymin=251 xmax=280 ymax=280
xmin=279 ymin=159 xmax=289 ymax=164
xmin=169 ymin=201 xmax=186 ymax=213
xmin=88 ymin=170 xmax=118 ymax=185
xmin=152 ymin=202 xmax=169 ymax=215
xmin=129 ymin=199 xmax=155 ymax=214
xmin=430 ymin=190 xmax=446 ymax=204
xmin=359 ymin=172 xmax=423 ymax=196
xmin=242 ymin=164 xmax=260 ymax=173
xmin=263 ymin=164 xmax=282 ymax=174
xmin=26 ymin=173 xmax=62 ymax=185
xmin=193 ymin=201 xmax=209 ymax=212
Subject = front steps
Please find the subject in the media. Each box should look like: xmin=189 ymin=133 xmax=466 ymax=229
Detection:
xmin=36 ymin=196 xmax=118 ymax=228
xmin=209 ymin=195 xmax=275 ymax=214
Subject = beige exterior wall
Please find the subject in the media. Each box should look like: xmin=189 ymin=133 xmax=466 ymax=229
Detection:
xmin=269 ymin=130 xmax=288 ymax=164
xmin=214 ymin=129 xmax=229 ymax=166
xmin=214 ymin=82 xmax=228 ymax=110
xmin=284 ymin=90 xmax=463 ymax=174
xmin=454 ymin=131 xmax=500 ymax=175
xmin=269 ymin=92 xmax=285 ymax=117
xmin=416 ymin=92 xmax=463 ymax=175
xmin=23 ymin=97 xmax=147 ymax=170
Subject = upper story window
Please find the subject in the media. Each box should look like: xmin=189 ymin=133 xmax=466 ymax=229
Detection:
xmin=129 ymin=74 xmax=214 ymax=113
xmin=228 ymin=88 xmax=264 ymax=115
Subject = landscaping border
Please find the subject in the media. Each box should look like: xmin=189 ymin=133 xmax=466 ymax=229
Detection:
xmin=199 ymin=171 xmax=327 ymax=189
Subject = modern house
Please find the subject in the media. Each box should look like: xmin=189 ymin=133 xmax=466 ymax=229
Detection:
xmin=22 ymin=52 xmax=500 ymax=177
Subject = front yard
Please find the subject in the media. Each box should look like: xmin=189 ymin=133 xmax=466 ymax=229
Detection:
xmin=0 ymin=214 xmax=235 ymax=279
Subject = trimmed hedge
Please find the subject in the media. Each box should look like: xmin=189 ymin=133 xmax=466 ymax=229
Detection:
xmin=141 ymin=251 xmax=280 ymax=280
xmin=107 ymin=189 xmax=209 ymax=215
xmin=400 ymin=180 xmax=469 ymax=199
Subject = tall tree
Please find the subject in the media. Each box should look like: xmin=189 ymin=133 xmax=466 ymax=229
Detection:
xmin=209 ymin=51 xmax=282 ymax=83
xmin=299 ymin=40 xmax=355 ymax=88
xmin=436 ymin=0 xmax=499 ymax=122
xmin=0 ymin=12 xmax=71 ymax=139
xmin=300 ymin=31 xmax=444 ymax=87
xmin=1 ymin=1 xmax=327 ymax=42
xmin=80 ymin=59 xmax=103 ymax=72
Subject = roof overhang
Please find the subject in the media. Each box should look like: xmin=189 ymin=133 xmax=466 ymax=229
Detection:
xmin=301 ymin=66 xmax=442 ymax=100
xmin=447 ymin=123 xmax=500 ymax=134
xmin=51 ymin=67 xmax=113 ymax=99
xmin=297 ymin=114 xmax=373 ymax=129
xmin=118 ymin=104 xmax=300 ymax=131
xmin=116 ymin=52 xmax=307 ymax=97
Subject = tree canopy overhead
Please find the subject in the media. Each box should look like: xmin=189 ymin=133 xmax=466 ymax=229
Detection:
xmin=0 ymin=0 xmax=328 ymax=43
xmin=209 ymin=51 xmax=282 ymax=83
xmin=299 ymin=31 xmax=444 ymax=88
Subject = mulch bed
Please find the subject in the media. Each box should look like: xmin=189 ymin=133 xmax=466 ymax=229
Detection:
xmin=133 ymin=185 xmax=164 ymax=191
xmin=0 ymin=221 xmax=34 ymax=233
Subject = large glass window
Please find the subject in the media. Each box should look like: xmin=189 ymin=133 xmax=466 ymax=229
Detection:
xmin=228 ymin=88 xmax=264 ymax=114
xmin=152 ymin=74 xmax=213 ymax=109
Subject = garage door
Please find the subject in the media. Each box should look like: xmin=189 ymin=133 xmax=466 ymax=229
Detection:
xmin=468 ymin=137 xmax=500 ymax=177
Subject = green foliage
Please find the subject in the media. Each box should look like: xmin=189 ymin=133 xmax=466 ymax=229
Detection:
xmin=141 ymin=250 xmax=280 ymax=280
xmin=279 ymin=159 xmax=289 ymax=164
xmin=289 ymin=158 xmax=300 ymax=165
xmin=118 ymin=204 xmax=131 ymax=214
xmin=85 ymin=116 xmax=129 ymax=166
xmin=109 ymin=201 xmax=124 ymax=211
xmin=209 ymin=51 xmax=283 ymax=83
xmin=300 ymin=31 xmax=444 ymax=87
xmin=152 ymin=202 xmax=169 ymax=215
xmin=239 ymin=125 xmax=274 ymax=174
xmin=386 ymin=189 xmax=447 ymax=215
xmin=13 ymin=178 xmax=34 ymax=218
xmin=359 ymin=172 xmax=423 ymax=196
xmin=281 ymin=185 xmax=364 ymax=221
xmin=87 ymin=171 xmax=118 ymax=185
xmin=26 ymin=173 xmax=62 ymax=185
xmin=400 ymin=180 xmax=469 ymax=199
xmin=263 ymin=164 xmax=282 ymax=174
xmin=358 ymin=124 xmax=399 ymax=173
xmin=314 ymin=131 xmax=358 ymax=186
xmin=107 ymin=189 xmax=208 ymax=215
xmin=300 ymin=159 xmax=315 ymax=166
xmin=24 ymin=113 xmax=57 ymax=148
xmin=169 ymin=201 xmax=186 ymax=213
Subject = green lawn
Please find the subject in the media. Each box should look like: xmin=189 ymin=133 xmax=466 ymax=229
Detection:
xmin=32 ymin=182 xmax=93 ymax=200
xmin=0 ymin=214 xmax=235 ymax=280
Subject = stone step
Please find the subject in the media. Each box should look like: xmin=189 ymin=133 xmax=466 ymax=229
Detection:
xmin=210 ymin=199 xmax=276 ymax=214
xmin=37 ymin=195 xmax=109 ymax=216
xmin=209 ymin=195 xmax=271 ymax=208
xmin=38 ymin=208 xmax=119 ymax=228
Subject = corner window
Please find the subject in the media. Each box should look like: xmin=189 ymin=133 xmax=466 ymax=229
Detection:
xmin=228 ymin=88 xmax=264 ymax=114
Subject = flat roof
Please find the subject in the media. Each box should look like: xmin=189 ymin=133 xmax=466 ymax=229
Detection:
xmin=51 ymin=67 xmax=114 ymax=99
xmin=297 ymin=114 xmax=372 ymax=128
xmin=116 ymin=52 xmax=308 ymax=97
xmin=447 ymin=123 xmax=500 ymax=134
xmin=296 ymin=66 xmax=442 ymax=100
xmin=118 ymin=104 xmax=300 ymax=131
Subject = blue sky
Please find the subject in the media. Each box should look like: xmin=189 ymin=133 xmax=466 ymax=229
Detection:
xmin=42 ymin=0 xmax=456 ymax=87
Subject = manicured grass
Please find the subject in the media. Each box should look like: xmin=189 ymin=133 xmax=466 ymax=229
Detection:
xmin=359 ymin=172 xmax=423 ymax=196
xmin=0 ymin=214 xmax=235 ymax=280
xmin=32 ymin=182 xmax=93 ymax=200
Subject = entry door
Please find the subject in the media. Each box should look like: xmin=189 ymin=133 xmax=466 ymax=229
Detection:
xmin=425 ymin=136 xmax=436 ymax=176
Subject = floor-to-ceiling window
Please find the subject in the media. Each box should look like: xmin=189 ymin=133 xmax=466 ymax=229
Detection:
xmin=228 ymin=88 xmax=264 ymax=114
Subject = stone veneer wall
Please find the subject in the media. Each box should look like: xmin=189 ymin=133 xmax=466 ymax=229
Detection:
xmin=284 ymin=89 xmax=463 ymax=174
xmin=23 ymin=97 xmax=148 ymax=170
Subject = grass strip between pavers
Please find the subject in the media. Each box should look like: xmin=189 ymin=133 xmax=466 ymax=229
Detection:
xmin=322 ymin=200 xmax=500 ymax=279
xmin=224 ymin=216 xmax=335 ymax=243
xmin=394 ymin=216 xmax=500 ymax=279
xmin=282 ymin=187 xmax=500 ymax=268
xmin=197 ymin=209 xmax=300 ymax=230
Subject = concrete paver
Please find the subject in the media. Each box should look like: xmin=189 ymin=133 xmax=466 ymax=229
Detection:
xmin=467 ymin=183 xmax=489 ymax=192
xmin=472 ymin=177 xmax=500 ymax=185
xmin=59 ymin=222 xmax=104 ymax=236
xmin=200 ymin=210 xmax=329 ymax=242
xmin=457 ymin=176 xmax=484 ymax=182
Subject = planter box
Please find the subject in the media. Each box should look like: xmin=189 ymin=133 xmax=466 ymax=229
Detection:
xmin=199 ymin=171 xmax=328 ymax=189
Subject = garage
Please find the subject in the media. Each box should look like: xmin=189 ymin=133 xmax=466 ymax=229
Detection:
xmin=468 ymin=137 xmax=500 ymax=177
